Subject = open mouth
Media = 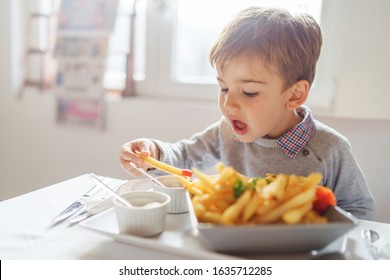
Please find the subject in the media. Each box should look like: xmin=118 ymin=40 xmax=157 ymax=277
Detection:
xmin=232 ymin=120 xmax=247 ymax=135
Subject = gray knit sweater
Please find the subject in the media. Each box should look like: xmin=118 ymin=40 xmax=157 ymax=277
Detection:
xmin=152 ymin=116 xmax=375 ymax=220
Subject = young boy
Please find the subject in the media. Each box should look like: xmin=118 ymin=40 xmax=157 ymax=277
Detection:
xmin=119 ymin=7 xmax=375 ymax=220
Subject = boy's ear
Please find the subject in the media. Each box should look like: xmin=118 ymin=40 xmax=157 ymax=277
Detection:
xmin=286 ymin=80 xmax=309 ymax=110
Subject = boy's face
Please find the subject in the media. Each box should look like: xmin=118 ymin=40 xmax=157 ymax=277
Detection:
xmin=217 ymin=56 xmax=298 ymax=142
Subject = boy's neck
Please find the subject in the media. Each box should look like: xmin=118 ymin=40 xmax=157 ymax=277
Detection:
xmin=266 ymin=109 xmax=303 ymax=139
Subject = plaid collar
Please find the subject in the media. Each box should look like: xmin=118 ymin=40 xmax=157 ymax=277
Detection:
xmin=276 ymin=106 xmax=315 ymax=159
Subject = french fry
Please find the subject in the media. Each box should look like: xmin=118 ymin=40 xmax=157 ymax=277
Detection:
xmin=221 ymin=190 xmax=252 ymax=224
xmin=256 ymin=198 xmax=277 ymax=216
xmin=302 ymin=210 xmax=328 ymax=224
xmin=255 ymin=186 xmax=316 ymax=224
xmin=242 ymin=193 xmax=262 ymax=222
xmin=282 ymin=202 xmax=312 ymax=224
xmin=174 ymin=175 xmax=192 ymax=189
xmin=203 ymin=211 xmax=223 ymax=224
xmin=286 ymin=174 xmax=299 ymax=189
xmin=173 ymin=175 xmax=206 ymax=196
xmin=277 ymin=182 xmax=306 ymax=203
xmin=192 ymin=168 xmax=216 ymax=193
xmin=192 ymin=200 xmax=207 ymax=219
xmin=217 ymin=166 xmax=237 ymax=188
xmin=186 ymin=184 xmax=204 ymax=196
xmin=212 ymin=200 xmax=232 ymax=213
xmin=195 ymin=193 xmax=235 ymax=205
xmin=214 ymin=184 xmax=234 ymax=194
xmin=261 ymin=173 xmax=288 ymax=200
xmin=215 ymin=162 xmax=226 ymax=174
xmin=302 ymin=173 xmax=323 ymax=189
xmin=136 ymin=151 xmax=193 ymax=177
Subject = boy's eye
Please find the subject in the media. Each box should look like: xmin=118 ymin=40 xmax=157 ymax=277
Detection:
xmin=243 ymin=91 xmax=258 ymax=97
xmin=220 ymin=88 xmax=228 ymax=93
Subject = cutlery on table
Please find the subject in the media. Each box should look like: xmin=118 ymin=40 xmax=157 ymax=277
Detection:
xmin=68 ymin=198 xmax=114 ymax=225
xmin=50 ymin=176 xmax=111 ymax=225
xmin=68 ymin=178 xmax=126 ymax=224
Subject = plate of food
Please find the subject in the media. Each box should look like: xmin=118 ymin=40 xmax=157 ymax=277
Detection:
xmin=177 ymin=163 xmax=359 ymax=255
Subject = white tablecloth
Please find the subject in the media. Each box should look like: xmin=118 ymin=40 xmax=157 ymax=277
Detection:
xmin=0 ymin=174 xmax=389 ymax=260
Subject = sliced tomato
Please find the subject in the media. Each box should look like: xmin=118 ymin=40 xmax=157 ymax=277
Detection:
xmin=313 ymin=186 xmax=336 ymax=214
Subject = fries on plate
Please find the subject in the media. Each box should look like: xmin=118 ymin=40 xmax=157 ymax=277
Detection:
xmin=183 ymin=163 xmax=336 ymax=225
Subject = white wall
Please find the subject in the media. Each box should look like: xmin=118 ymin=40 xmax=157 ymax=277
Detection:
xmin=1 ymin=0 xmax=389 ymax=222
xmin=333 ymin=0 xmax=390 ymax=119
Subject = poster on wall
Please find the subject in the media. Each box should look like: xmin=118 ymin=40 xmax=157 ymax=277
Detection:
xmin=56 ymin=96 xmax=106 ymax=129
xmin=58 ymin=0 xmax=119 ymax=33
xmin=53 ymin=0 xmax=119 ymax=130
xmin=54 ymin=59 xmax=106 ymax=94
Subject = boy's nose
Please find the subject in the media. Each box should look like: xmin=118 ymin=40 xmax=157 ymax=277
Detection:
xmin=223 ymin=93 xmax=240 ymax=112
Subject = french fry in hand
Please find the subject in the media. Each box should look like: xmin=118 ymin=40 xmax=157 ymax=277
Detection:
xmin=136 ymin=151 xmax=193 ymax=177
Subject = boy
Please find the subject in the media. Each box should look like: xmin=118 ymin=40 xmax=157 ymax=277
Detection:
xmin=119 ymin=7 xmax=374 ymax=220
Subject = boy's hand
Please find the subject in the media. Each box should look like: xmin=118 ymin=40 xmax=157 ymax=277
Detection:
xmin=119 ymin=138 xmax=160 ymax=176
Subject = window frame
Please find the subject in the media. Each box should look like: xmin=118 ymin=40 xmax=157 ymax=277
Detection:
xmin=134 ymin=0 xmax=341 ymax=111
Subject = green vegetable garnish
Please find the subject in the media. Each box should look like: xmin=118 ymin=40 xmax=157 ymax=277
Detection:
xmin=250 ymin=177 xmax=260 ymax=190
xmin=233 ymin=178 xmax=246 ymax=198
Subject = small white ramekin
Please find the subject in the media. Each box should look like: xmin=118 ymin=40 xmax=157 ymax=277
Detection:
xmin=116 ymin=179 xmax=154 ymax=194
xmin=153 ymin=175 xmax=188 ymax=214
xmin=113 ymin=191 xmax=170 ymax=237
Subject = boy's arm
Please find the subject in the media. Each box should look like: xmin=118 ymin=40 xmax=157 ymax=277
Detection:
xmin=324 ymin=144 xmax=375 ymax=221
xmin=149 ymin=120 xmax=223 ymax=175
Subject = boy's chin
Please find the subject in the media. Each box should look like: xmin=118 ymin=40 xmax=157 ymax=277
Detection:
xmin=234 ymin=135 xmax=256 ymax=143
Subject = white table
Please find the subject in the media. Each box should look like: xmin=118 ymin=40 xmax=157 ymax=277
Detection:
xmin=0 ymin=174 xmax=389 ymax=260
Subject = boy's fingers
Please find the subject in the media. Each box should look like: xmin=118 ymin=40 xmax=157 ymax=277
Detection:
xmin=119 ymin=139 xmax=159 ymax=176
xmin=120 ymin=156 xmax=147 ymax=176
xmin=120 ymin=143 xmax=145 ymax=166
xmin=120 ymin=143 xmax=135 ymax=158
xmin=140 ymin=142 xmax=151 ymax=156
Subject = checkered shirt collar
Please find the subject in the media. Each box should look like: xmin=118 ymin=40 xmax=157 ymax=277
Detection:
xmin=277 ymin=106 xmax=315 ymax=159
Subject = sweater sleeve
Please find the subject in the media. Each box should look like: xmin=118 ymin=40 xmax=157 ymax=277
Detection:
xmin=322 ymin=139 xmax=375 ymax=220
xmin=150 ymin=120 xmax=223 ymax=175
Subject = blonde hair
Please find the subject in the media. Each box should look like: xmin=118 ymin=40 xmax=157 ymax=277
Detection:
xmin=209 ymin=7 xmax=322 ymax=88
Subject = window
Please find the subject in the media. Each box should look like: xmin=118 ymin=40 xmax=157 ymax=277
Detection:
xmin=103 ymin=0 xmax=146 ymax=91
xmin=174 ymin=0 xmax=322 ymax=84
xmin=127 ymin=0 xmax=335 ymax=110
xmin=18 ymin=0 xmax=57 ymax=94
